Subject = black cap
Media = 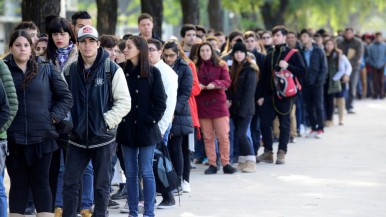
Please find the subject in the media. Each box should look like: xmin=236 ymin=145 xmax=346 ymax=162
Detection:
xmin=232 ymin=39 xmax=247 ymax=55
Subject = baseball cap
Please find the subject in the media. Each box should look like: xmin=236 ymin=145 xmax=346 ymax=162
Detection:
xmin=78 ymin=25 xmax=99 ymax=41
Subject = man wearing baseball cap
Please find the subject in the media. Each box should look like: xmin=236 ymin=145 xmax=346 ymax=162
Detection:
xmin=62 ymin=25 xmax=131 ymax=217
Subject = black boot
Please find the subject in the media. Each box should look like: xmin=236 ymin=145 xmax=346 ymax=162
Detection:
xmin=111 ymin=183 xmax=128 ymax=200
xmin=157 ymin=191 xmax=176 ymax=209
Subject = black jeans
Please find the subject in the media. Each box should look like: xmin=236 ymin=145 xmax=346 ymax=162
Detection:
xmin=63 ymin=143 xmax=116 ymax=217
xmin=6 ymin=144 xmax=53 ymax=214
xmin=233 ymin=115 xmax=254 ymax=156
xmin=260 ymin=96 xmax=292 ymax=153
xmin=49 ymin=147 xmax=67 ymax=211
xmin=303 ymin=85 xmax=325 ymax=131
xmin=168 ymin=135 xmax=183 ymax=178
xmin=250 ymin=106 xmax=261 ymax=155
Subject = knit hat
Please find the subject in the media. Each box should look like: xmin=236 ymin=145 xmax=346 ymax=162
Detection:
xmin=232 ymin=39 xmax=247 ymax=55
xmin=78 ymin=25 xmax=99 ymax=41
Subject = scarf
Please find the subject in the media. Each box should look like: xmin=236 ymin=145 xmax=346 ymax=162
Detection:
xmin=57 ymin=41 xmax=74 ymax=70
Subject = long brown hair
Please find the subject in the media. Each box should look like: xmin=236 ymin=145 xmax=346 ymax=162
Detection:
xmin=195 ymin=42 xmax=225 ymax=69
xmin=324 ymin=38 xmax=342 ymax=58
xmin=127 ymin=35 xmax=151 ymax=78
xmin=9 ymin=30 xmax=38 ymax=90
xmin=230 ymin=55 xmax=259 ymax=92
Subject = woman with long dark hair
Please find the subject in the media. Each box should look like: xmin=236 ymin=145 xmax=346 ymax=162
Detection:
xmin=5 ymin=30 xmax=72 ymax=217
xmin=228 ymin=41 xmax=259 ymax=173
xmin=117 ymin=35 xmax=166 ymax=217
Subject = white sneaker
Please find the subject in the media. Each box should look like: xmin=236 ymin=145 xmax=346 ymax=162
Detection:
xmin=315 ymin=130 xmax=324 ymax=139
xmin=138 ymin=201 xmax=144 ymax=214
xmin=306 ymin=130 xmax=317 ymax=138
xmin=181 ymin=180 xmax=191 ymax=193
xmin=120 ymin=201 xmax=129 ymax=213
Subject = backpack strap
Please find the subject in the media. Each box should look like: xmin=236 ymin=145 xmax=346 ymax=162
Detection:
xmin=283 ymin=49 xmax=298 ymax=62
xmin=64 ymin=61 xmax=77 ymax=83
xmin=104 ymin=58 xmax=113 ymax=103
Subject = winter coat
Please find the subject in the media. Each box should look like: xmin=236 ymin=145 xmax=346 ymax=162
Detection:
xmin=300 ymin=44 xmax=328 ymax=87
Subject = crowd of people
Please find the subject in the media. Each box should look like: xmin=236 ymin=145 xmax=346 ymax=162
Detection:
xmin=0 ymin=9 xmax=385 ymax=217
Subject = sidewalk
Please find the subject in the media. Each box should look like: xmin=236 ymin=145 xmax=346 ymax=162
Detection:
xmin=7 ymin=98 xmax=386 ymax=217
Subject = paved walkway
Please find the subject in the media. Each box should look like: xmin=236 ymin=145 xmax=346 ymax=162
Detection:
xmin=6 ymin=98 xmax=386 ymax=217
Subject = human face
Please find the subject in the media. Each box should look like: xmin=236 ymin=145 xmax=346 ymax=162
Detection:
xmin=115 ymin=48 xmax=125 ymax=64
xmin=124 ymin=39 xmax=140 ymax=62
xmin=26 ymin=28 xmax=39 ymax=45
xmin=104 ymin=45 xmax=118 ymax=61
xmin=148 ymin=43 xmax=161 ymax=64
xmin=138 ymin=18 xmax=153 ymax=38
xmin=272 ymin=31 xmax=286 ymax=45
xmin=230 ymin=36 xmax=243 ymax=48
xmin=52 ymin=32 xmax=70 ymax=49
xmin=35 ymin=41 xmax=47 ymax=56
xmin=376 ymin=35 xmax=383 ymax=43
xmin=262 ymin=33 xmax=273 ymax=46
xmin=344 ymin=29 xmax=354 ymax=40
xmin=325 ymin=40 xmax=335 ymax=53
xmin=300 ymin=33 xmax=312 ymax=47
xmin=77 ymin=37 xmax=100 ymax=59
xmin=199 ymin=44 xmax=212 ymax=61
xmin=184 ymin=30 xmax=196 ymax=47
xmin=234 ymin=51 xmax=246 ymax=63
xmin=216 ymin=35 xmax=226 ymax=47
xmin=74 ymin=19 xmax=93 ymax=38
xmin=286 ymin=33 xmax=297 ymax=48
xmin=11 ymin=36 xmax=32 ymax=63
xmin=208 ymin=39 xmax=218 ymax=51
xmin=162 ymin=48 xmax=178 ymax=66
xmin=196 ymin=30 xmax=205 ymax=40
xmin=245 ymin=37 xmax=256 ymax=51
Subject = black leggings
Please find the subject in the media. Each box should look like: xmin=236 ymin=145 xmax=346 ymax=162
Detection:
xmin=6 ymin=145 xmax=53 ymax=214
xmin=49 ymin=147 xmax=67 ymax=211
xmin=182 ymin=135 xmax=191 ymax=182
xmin=168 ymin=135 xmax=191 ymax=182
xmin=233 ymin=116 xmax=254 ymax=156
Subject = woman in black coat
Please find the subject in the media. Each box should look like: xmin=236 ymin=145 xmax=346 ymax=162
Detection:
xmin=116 ymin=35 xmax=166 ymax=217
xmin=5 ymin=30 xmax=72 ymax=216
xmin=228 ymin=41 xmax=258 ymax=173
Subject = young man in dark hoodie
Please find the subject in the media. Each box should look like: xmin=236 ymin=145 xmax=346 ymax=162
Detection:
xmin=256 ymin=26 xmax=306 ymax=164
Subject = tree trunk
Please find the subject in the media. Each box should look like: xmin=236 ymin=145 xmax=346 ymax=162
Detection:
xmin=96 ymin=0 xmax=118 ymax=35
xmin=207 ymin=0 xmax=223 ymax=31
xmin=260 ymin=0 xmax=289 ymax=30
xmin=141 ymin=0 xmax=163 ymax=37
xmin=181 ymin=0 xmax=199 ymax=25
xmin=22 ymin=0 xmax=60 ymax=34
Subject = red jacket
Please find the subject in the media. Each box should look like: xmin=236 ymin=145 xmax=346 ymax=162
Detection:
xmin=188 ymin=61 xmax=201 ymax=128
xmin=196 ymin=60 xmax=231 ymax=119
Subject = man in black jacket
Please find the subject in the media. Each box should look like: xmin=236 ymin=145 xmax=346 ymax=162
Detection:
xmin=299 ymin=29 xmax=328 ymax=138
xmin=256 ymin=26 xmax=306 ymax=164
xmin=62 ymin=25 xmax=131 ymax=217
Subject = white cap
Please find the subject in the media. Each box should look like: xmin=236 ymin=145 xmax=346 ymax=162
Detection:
xmin=77 ymin=25 xmax=99 ymax=41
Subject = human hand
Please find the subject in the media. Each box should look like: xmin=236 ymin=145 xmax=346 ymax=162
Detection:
xmin=279 ymin=60 xmax=289 ymax=69
xmin=257 ymin=98 xmax=264 ymax=106
xmin=342 ymin=75 xmax=350 ymax=83
xmin=207 ymin=83 xmax=215 ymax=90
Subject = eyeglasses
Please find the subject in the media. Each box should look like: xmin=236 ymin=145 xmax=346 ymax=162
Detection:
xmin=148 ymin=47 xmax=158 ymax=52
xmin=262 ymin=37 xmax=271 ymax=39
xmin=163 ymin=53 xmax=177 ymax=59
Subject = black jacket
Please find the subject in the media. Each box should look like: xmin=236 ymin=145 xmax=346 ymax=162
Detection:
xmin=116 ymin=62 xmax=166 ymax=147
xmin=229 ymin=61 xmax=257 ymax=118
xmin=170 ymin=58 xmax=193 ymax=136
xmin=300 ymin=44 xmax=328 ymax=87
xmin=0 ymin=79 xmax=10 ymax=130
xmin=251 ymin=49 xmax=266 ymax=101
xmin=257 ymin=44 xmax=307 ymax=99
xmin=67 ymin=48 xmax=120 ymax=148
xmin=5 ymin=57 xmax=72 ymax=145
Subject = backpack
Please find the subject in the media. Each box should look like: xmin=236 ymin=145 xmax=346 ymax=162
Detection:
xmin=273 ymin=49 xmax=302 ymax=99
xmin=153 ymin=142 xmax=179 ymax=194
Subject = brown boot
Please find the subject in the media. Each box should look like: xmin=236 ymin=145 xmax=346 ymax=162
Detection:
xmin=256 ymin=151 xmax=274 ymax=163
xmin=54 ymin=208 xmax=62 ymax=217
xmin=336 ymin=98 xmax=345 ymax=125
xmin=242 ymin=160 xmax=256 ymax=173
xmin=80 ymin=209 xmax=92 ymax=217
xmin=276 ymin=150 xmax=286 ymax=164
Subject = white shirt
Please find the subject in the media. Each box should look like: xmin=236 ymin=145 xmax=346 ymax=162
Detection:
xmin=154 ymin=60 xmax=178 ymax=135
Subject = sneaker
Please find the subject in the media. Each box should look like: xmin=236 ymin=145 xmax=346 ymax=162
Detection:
xmin=181 ymin=180 xmax=191 ymax=193
xmin=190 ymin=160 xmax=197 ymax=169
xmin=138 ymin=201 xmax=144 ymax=214
xmin=315 ymin=130 xmax=324 ymax=139
xmin=204 ymin=165 xmax=218 ymax=174
xmin=289 ymin=136 xmax=296 ymax=143
xmin=276 ymin=150 xmax=286 ymax=164
xmin=202 ymin=157 xmax=209 ymax=165
xmin=111 ymin=183 xmax=128 ymax=200
xmin=54 ymin=207 xmax=63 ymax=217
xmin=306 ymin=130 xmax=317 ymax=138
xmin=80 ymin=209 xmax=92 ymax=217
xmin=108 ymin=199 xmax=120 ymax=209
xmin=157 ymin=199 xmax=176 ymax=209
xmin=223 ymin=164 xmax=237 ymax=174
xmin=256 ymin=151 xmax=274 ymax=163
xmin=120 ymin=201 xmax=129 ymax=213
xmin=194 ymin=157 xmax=204 ymax=164
xmin=347 ymin=109 xmax=356 ymax=114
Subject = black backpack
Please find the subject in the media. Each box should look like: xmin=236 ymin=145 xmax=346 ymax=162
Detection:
xmin=153 ymin=142 xmax=179 ymax=194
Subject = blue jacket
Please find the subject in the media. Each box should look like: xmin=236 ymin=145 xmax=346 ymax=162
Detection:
xmin=5 ymin=57 xmax=72 ymax=145
xmin=67 ymin=48 xmax=121 ymax=148
xmin=301 ymin=44 xmax=328 ymax=87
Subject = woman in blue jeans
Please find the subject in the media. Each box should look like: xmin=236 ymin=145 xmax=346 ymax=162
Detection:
xmin=116 ymin=35 xmax=166 ymax=217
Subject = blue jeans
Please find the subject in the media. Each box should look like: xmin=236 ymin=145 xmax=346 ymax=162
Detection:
xmin=122 ymin=145 xmax=156 ymax=217
xmin=63 ymin=143 xmax=116 ymax=217
xmin=55 ymin=151 xmax=94 ymax=210
xmin=0 ymin=169 xmax=6 ymax=217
